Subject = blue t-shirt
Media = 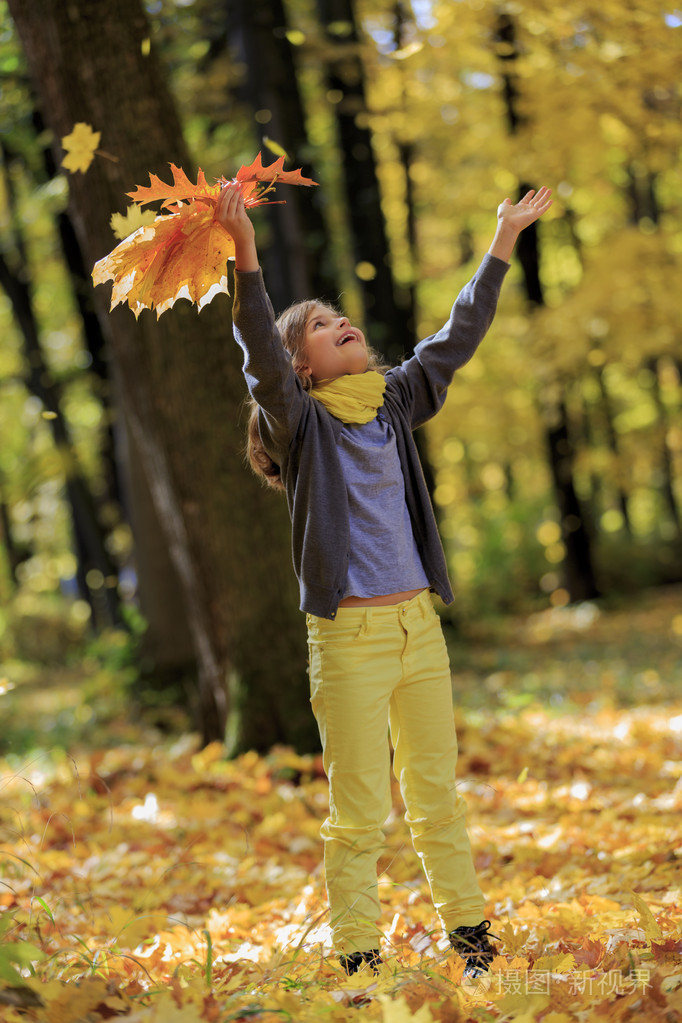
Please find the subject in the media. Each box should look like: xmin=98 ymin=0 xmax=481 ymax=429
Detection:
xmin=338 ymin=413 xmax=429 ymax=598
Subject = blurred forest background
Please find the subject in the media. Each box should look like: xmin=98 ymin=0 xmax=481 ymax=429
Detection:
xmin=0 ymin=0 xmax=680 ymax=755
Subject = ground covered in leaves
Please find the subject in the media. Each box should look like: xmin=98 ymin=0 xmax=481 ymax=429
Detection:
xmin=1 ymin=588 xmax=681 ymax=1021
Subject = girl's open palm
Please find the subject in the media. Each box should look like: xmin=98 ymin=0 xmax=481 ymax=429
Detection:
xmin=497 ymin=187 xmax=552 ymax=229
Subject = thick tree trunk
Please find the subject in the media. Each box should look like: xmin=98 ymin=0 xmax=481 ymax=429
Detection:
xmin=33 ymin=118 xmax=197 ymax=668
xmin=9 ymin=0 xmax=318 ymax=751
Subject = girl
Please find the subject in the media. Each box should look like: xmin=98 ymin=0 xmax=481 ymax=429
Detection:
xmin=216 ymin=182 xmax=552 ymax=979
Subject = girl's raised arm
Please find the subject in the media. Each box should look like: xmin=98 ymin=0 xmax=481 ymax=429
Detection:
xmin=218 ymin=184 xmax=309 ymax=450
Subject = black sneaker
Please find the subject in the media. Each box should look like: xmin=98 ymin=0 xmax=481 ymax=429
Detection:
xmin=448 ymin=919 xmax=500 ymax=979
xmin=339 ymin=949 xmax=383 ymax=975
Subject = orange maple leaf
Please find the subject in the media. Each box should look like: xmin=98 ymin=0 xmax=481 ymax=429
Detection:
xmin=126 ymin=164 xmax=220 ymax=210
xmin=236 ymin=152 xmax=317 ymax=189
xmin=569 ymin=936 xmax=606 ymax=967
xmin=92 ymin=154 xmax=318 ymax=319
xmin=93 ymin=203 xmax=234 ymax=318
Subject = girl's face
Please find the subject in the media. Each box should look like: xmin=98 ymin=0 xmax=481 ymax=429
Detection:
xmin=297 ymin=305 xmax=368 ymax=383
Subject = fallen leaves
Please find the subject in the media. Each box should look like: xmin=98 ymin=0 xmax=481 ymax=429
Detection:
xmin=1 ymin=591 xmax=681 ymax=1021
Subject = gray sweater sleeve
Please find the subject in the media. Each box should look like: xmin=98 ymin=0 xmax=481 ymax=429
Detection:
xmin=387 ymin=253 xmax=510 ymax=428
xmin=231 ymin=268 xmax=308 ymax=450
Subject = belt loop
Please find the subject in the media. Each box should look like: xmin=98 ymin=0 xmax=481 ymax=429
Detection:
xmin=358 ymin=607 xmax=372 ymax=637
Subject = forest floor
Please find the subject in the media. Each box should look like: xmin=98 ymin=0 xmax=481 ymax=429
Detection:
xmin=0 ymin=585 xmax=681 ymax=1021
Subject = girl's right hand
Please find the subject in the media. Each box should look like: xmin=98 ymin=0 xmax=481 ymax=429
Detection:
xmin=216 ymin=181 xmax=259 ymax=271
xmin=216 ymin=181 xmax=255 ymax=244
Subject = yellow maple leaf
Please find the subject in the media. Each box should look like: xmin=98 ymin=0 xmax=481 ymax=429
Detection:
xmin=631 ymin=890 xmax=663 ymax=941
xmin=497 ymin=923 xmax=529 ymax=955
xmin=105 ymin=906 xmax=168 ymax=948
xmin=532 ymin=953 xmax=575 ymax=973
xmin=110 ymin=205 xmax=157 ymax=241
xmin=378 ymin=993 xmax=434 ymax=1022
xmin=125 ymin=991 xmax=205 ymax=1022
xmin=496 ymin=991 xmax=551 ymax=1022
xmin=37 ymin=977 xmax=111 ymax=1023
xmin=61 ymin=122 xmax=101 ymax=174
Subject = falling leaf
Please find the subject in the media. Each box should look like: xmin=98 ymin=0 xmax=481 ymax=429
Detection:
xmin=263 ymin=136 xmax=290 ymax=161
xmin=92 ymin=155 xmax=317 ymax=318
xmin=388 ymin=41 xmax=424 ymax=60
xmin=61 ymin=122 xmax=101 ymax=174
xmin=110 ymin=206 xmax=157 ymax=241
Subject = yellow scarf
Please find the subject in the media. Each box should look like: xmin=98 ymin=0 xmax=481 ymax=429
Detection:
xmin=311 ymin=371 xmax=387 ymax=424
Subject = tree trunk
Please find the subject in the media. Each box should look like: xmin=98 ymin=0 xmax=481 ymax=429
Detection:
xmin=648 ymin=357 xmax=681 ymax=538
xmin=0 ymin=491 xmax=28 ymax=588
xmin=8 ymin=0 xmax=318 ymax=751
xmin=516 ymin=221 xmax=600 ymax=602
xmin=596 ymin=367 xmax=632 ymax=535
xmin=0 ymin=246 xmax=122 ymax=628
xmin=30 ymin=117 xmax=197 ymax=670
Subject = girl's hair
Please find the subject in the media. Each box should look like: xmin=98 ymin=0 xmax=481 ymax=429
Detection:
xmin=246 ymin=298 xmax=388 ymax=491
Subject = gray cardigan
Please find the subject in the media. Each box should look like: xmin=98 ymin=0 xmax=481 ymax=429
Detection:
xmin=232 ymin=253 xmax=510 ymax=619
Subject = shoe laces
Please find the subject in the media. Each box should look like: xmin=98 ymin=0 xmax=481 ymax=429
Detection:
xmin=339 ymin=949 xmax=382 ymax=975
xmin=448 ymin=919 xmax=500 ymax=957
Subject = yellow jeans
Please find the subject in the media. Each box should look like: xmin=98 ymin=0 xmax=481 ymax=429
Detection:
xmin=306 ymin=589 xmax=485 ymax=954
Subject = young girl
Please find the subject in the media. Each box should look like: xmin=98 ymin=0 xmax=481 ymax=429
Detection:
xmin=216 ymin=182 xmax=552 ymax=979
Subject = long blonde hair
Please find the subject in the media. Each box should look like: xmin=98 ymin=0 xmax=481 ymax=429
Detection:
xmin=246 ymin=299 xmax=388 ymax=490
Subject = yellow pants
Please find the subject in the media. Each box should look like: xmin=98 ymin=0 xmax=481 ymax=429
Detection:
xmin=306 ymin=589 xmax=485 ymax=954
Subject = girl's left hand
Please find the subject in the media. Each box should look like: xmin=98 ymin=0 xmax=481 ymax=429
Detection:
xmin=497 ymin=187 xmax=553 ymax=230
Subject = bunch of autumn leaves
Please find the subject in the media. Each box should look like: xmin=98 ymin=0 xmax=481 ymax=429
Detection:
xmin=61 ymin=122 xmax=317 ymax=319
